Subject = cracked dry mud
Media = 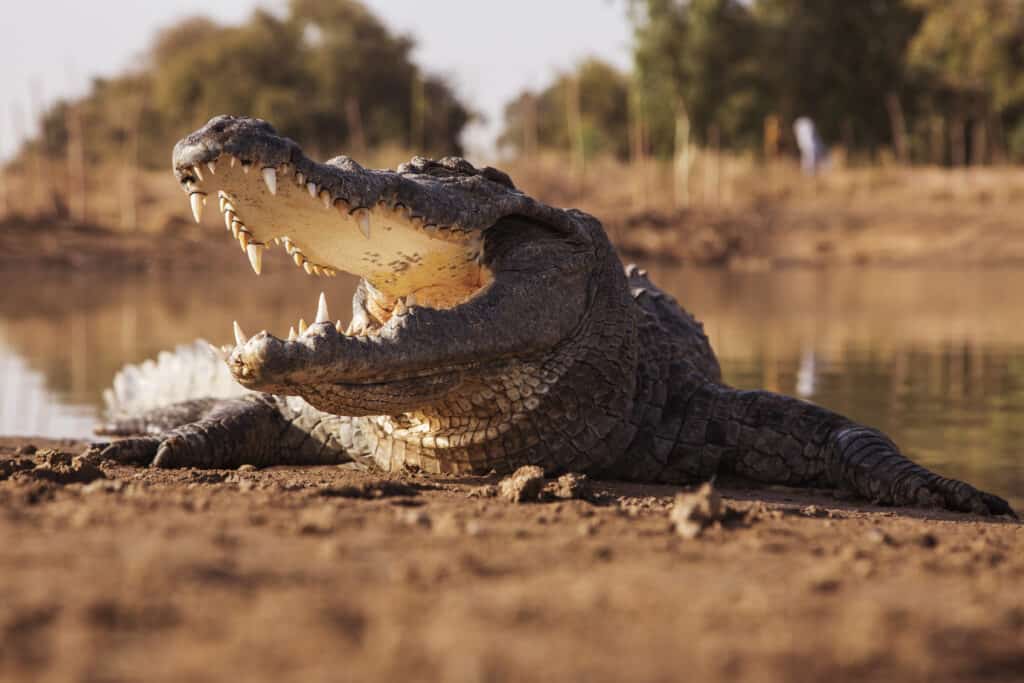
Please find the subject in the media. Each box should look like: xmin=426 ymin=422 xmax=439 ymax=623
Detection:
xmin=1 ymin=438 xmax=1021 ymax=683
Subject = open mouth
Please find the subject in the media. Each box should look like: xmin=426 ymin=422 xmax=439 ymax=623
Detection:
xmin=174 ymin=144 xmax=494 ymax=361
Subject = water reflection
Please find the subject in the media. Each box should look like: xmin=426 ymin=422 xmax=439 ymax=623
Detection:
xmin=1 ymin=266 xmax=1022 ymax=508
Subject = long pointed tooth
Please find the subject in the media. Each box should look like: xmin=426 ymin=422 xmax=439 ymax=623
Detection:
xmin=307 ymin=182 xmax=318 ymax=198
xmin=206 ymin=160 xmax=217 ymax=175
xmin=189 ymin=193 xmax=205 ymax=223
xmin=335 ymin=320 xmax=343 ymax=333
xmin=193 ymin=165 xmax=204 ymax=182
xmin=303 ymin=262 xmax=314 ymax=274
xmin=224 ymin=211 xmax=235 ymax=231
xmin=354 ymin=209 xmax=371 ymax=238
xmin=218 ymin=195 xmax=227 ymax=212
xmin=298 ymin=319 xmax=308 ymax=335
xmin=293 ymin=252 xmax=305 ymax=267
xmin=320 ymin=190 xmax=332 ymax=209
xmin=262 ymin=167 xmax=277 ymax=195
xmin=315 ymin=292 xmax=329 ymax=323
xmin=233 ymin=321 xmax=247 ymax=346
xmin=296 ymin=172 xmax=305 ymax=186
xmin=288 ymin=326 xmax=297 ymax=341
xmin=246 ymin=243 xmax=264 ymax=275
xmin=229 ymin=155 xmax=237 ymax=168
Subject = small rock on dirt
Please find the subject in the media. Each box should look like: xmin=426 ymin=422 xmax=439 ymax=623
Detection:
xmin=550 ymin=472 xmax=590 ymax=500
xmin=670 ymin=481 xmax=724 ymax=539
xmin=498 ymin=466 xmax=546 ymax=503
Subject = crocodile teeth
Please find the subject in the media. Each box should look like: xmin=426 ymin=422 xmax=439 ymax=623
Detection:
xmin=293 ymin=252 xmax=305 ymax=267
xmin=233 ymin=321 xmax=247 ymax=346
xmin=335 ymin=320 xmax=343 ymax=333
xmin=320 ymin=190 xmax=332 ymax=209
xmin=296 ymin=172 xmax=305 ymax=186
xmin=242 ymin=162 xmax=251 ymax=174
xmin=224 ymin=211 xmax=235 ymax=231
xmin=353 ymin=209 xmax=371 ymax=239
xmin=206 ymin=160 xmax=217 ymax=175
xmin=298 ymin=318 xmax=308 ymax=335
xmin=262 ymin=167 xmax=277 ymax=195
xmin=192 ymin=165 xmax=204 ymax=182
xmin=217 ymin=194 xmax=227 ymax=212
xmin=307 ymin=182 xmax=318 ymax=198
xmin=246 ymin=243 xmax=264 ymax=275
xmin=229 ymin=155 xmax=237 ymax=168
xmin=288 ymin=326 xmax=297 ymax=341
xmin=189 ymin=193 xmax=206 ymax=223
xmin=303 ymin=262 xmax=314 ymax=274
xmin=315 ymin=292 xmax=329 ymax=323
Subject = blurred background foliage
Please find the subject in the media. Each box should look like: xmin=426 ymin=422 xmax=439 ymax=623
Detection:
xmin=17 ymin=0 xmax=1024 ymax=168
xmin=502 ymin=0 xmax=1024 ymax=165
xmin=30 ymin=0 xmax=471 ymax=170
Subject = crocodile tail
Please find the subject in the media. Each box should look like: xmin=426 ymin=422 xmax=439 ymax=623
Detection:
xmin=103 ymin=340 xmax=249 ymax=418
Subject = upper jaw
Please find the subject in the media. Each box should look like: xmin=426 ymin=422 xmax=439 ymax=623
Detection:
xmin=173 ymin=115 xmax=577 ymax=240
xmin=174 ymin=114 xmax=503 ymax=234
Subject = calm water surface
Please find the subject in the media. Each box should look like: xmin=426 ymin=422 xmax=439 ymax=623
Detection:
xmin=2 ymin=266 xmax=1022 ymax=508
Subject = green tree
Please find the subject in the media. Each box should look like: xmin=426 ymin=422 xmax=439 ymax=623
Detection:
xmin=28 ymin=0 xmax=472 ymax=169
xmin=754 ymin=0 xmax=924 ymax=157
xmin=632 ymin=0 xmax=767 ymax=155
xmin=907 ymin=0 xmax=1024 ymax=161
xmin=500 ymin=59 xmax=631 ymax=159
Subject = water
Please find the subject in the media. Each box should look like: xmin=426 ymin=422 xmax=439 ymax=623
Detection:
xmin=2 ymin=266 xmax=1022 ymax=508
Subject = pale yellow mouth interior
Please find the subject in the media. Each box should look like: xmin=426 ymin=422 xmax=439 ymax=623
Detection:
xmin=192 ymin=157 xmax=487 ymax=309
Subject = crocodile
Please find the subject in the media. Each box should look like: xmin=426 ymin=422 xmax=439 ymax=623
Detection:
xmin=96 ymin=115 xmax=1015 ymax=517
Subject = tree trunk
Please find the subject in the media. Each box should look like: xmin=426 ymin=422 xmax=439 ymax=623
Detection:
xmin=65 ymin=103 xmax=87 ymax=224
xmin=971 ymin=118 xmax=988 ymax=166
xmin=885 ymin=92 xmax=909 ymax=164
xmin=673 ymin=99 xmax=692 ymax=209
xmin=565 ymin=75 xmax=585 ymax=180
xmin=950 ymin=112 xmax=966 ymax=167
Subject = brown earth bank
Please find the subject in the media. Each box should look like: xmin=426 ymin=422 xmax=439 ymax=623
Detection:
xmin=1 ymin=437 xmax=1021 ymax=683
xmin=7 ymin=199 xmax=1024 ymax=274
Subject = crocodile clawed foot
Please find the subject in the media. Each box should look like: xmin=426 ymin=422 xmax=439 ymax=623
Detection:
xmin=98 ymin=437 xmax=163 ymax=466
xmin=909 ymin=473 xmax=1017 ymax=518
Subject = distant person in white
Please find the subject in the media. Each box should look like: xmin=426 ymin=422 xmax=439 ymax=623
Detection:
xmin=794 ymin=116 xmax=828 ymax=175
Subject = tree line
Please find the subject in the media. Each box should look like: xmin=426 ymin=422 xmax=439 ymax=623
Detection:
xmin=502 ymin=0 xmax=1024 ymax=166
xmin=15 ymin=0 xmax=1024 ymax=172
xmin=22 ymin=0 xmax=471 ymax=171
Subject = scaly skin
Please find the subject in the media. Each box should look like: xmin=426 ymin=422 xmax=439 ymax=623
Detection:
xmin=96 ymin=116 xmax=1015 ymax=517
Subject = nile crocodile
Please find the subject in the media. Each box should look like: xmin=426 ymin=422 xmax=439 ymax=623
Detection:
xmin=96 ymin=115 xmax=1015 ymax=517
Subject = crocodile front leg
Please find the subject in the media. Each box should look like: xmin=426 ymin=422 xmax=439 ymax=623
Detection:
xmin=95 ymin=395 xmax=354 ymax=469
xmin=627 ymin=382 xmax=1016 ymax=517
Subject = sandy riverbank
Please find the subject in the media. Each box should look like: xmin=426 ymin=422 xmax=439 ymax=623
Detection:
xmin=1 ymin=437 xmax=1020 ymax=683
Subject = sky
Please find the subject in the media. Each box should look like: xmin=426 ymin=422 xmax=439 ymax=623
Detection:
xmin=0 ymin=0 xmax=633 ymax=161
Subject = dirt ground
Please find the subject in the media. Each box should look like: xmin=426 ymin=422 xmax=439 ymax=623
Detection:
xmin=1 ymin=438 xmax=1021 ymax=683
